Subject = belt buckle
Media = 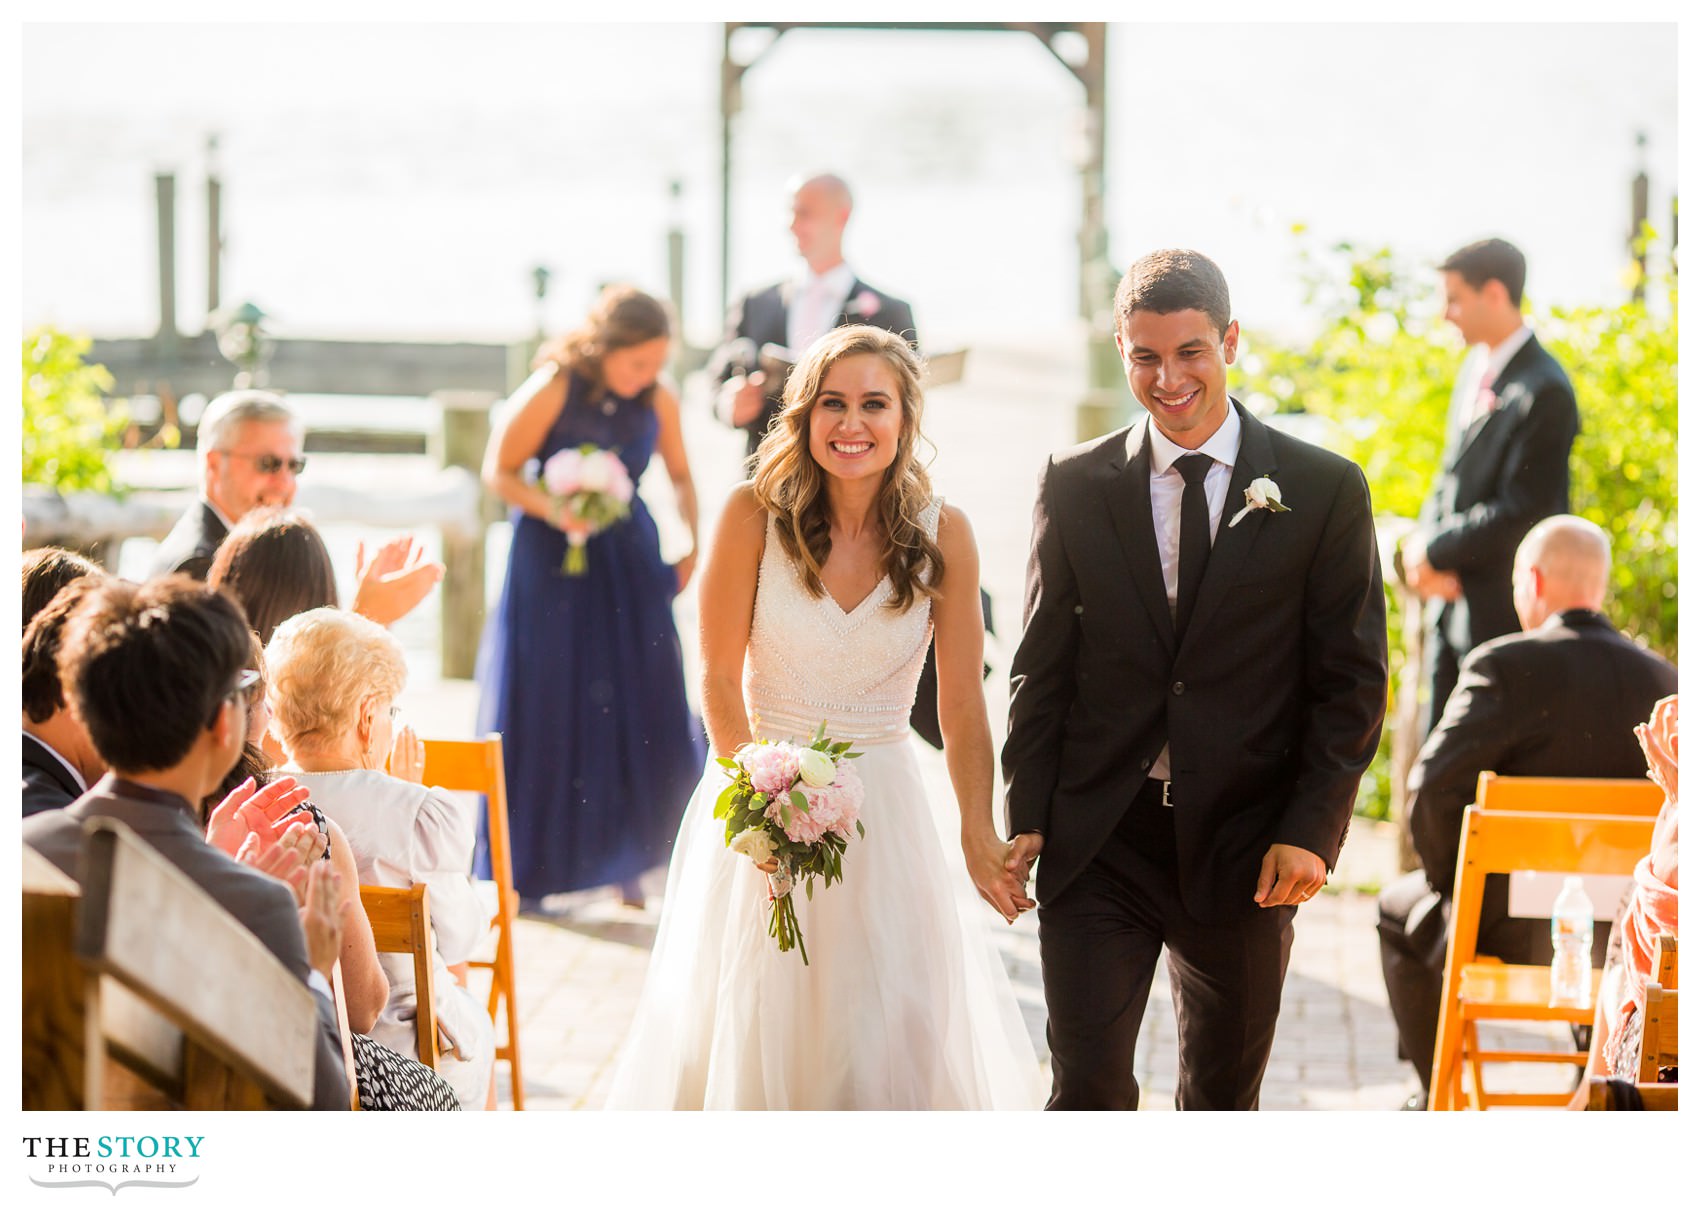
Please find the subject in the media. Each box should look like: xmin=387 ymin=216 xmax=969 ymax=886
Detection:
xmin=1161 ymin=779 xmax=1173 ymax=808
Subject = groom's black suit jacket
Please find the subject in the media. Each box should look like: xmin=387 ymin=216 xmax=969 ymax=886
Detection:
xmin=706 ymin=278 xmax=918 ymax=460
xmin=1004 ymin=402 xmax=1389 ymax=924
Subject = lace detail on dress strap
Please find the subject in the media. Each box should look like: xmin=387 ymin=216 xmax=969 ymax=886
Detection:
xmin=919 ymin=494 xmax=945 ymax=543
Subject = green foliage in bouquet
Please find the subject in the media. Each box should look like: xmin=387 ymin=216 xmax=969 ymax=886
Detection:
xmin=713 ymin=722 xmax=865 ymax=964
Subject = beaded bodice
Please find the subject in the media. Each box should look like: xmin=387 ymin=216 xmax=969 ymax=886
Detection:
xmin=745 ymin=497 xmax=942 ymax=747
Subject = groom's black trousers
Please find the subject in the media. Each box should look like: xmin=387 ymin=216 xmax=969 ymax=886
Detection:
xmin=1037 ymin=778 xmax=1295 ymax=1110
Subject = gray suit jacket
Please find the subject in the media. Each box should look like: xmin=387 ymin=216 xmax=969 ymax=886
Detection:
xmin=22 ymin=775 xmax=350 ymax=1110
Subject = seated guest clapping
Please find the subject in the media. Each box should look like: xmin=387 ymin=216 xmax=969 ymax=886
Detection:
xmin=265 ymin=607 xmax=495 ymax=1110
xmin=208 ymin=506 xmax=443 ymax=644
xmin=22 ymin=555 xmax=108 ymax=816
xmin=204 ymin=631 xmax=391 ymax=1036
xmin=21 ymin=575 xmax=351 ymax=1110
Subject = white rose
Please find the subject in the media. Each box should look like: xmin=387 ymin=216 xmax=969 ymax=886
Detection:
xmin=1246 ymin=477 xmax=1282 ymax=508
xmin=578 ymin=456 xmax=614 ymax=494
xmin=729 ymin=828 xmax=777 ymax=867
xmin=796 ymin=748 xmax=836 ymax=788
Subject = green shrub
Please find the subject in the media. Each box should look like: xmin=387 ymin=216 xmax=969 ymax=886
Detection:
xmin=22 ymin=328 xmax=127 ymax=496
xmin=1236 ymin=233 xmax=1677 ymax=817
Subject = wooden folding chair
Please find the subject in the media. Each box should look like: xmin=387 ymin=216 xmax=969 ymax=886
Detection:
xmin=1429 ymin=781 xmax=1657 ymax=1110
xmin=1457 ymin=775 xmax=1664 ymax=819
xmin=24 ymin=825 xmax=320 ymax=1110
xmin=359 ymin=883 xmax=439 ymax=1069
xmin=1637 ymin=983 xmax=1678 ymax=1083
xmin=1653 ymin=933 xmax=1677 ymax=988
xmin=422 ymin=734 xmax=525 ymax=1109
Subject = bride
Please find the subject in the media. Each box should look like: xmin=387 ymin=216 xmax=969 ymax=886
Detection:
xmin=603 ymin=325 xmax=1044 ymax=1109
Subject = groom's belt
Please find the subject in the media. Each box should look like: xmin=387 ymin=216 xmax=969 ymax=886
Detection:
xmin=1134 ymin=778 xmax=1174 ymax=808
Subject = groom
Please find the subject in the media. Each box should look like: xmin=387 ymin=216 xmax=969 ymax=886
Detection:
xmin=1002 ymin=249 xmax=1388 ymax=1110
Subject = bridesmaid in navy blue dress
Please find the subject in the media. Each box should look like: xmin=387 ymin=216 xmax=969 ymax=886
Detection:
xmin=476 ymin=285 xmax=704 ymax=905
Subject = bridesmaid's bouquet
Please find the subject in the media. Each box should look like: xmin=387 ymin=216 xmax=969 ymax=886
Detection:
xmin=540 ymin=445 xmax=635 ymax=575
xmin=714 ymin=723 xmax=865 ymax=965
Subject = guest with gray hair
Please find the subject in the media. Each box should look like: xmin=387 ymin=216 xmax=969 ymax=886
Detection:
xmin=150 ymin=389 xmax=306 ymax=579
xmin=266 ymin=606 xmax=495 ymax=1110
xmin=1378 ymin=514 xmax=1677 ymax=1106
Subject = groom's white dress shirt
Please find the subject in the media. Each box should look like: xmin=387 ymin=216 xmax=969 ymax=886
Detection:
xmin=1145 ymin=405 xmax=1241 ymax=781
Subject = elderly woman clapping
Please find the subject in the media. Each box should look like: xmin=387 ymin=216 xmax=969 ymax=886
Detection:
xmin=265 ymin=608 xmax=495 ymax=1111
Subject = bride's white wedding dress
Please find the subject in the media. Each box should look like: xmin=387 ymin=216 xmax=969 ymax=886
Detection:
xmin=603 ymin=498 xmax=1044 ymax=1109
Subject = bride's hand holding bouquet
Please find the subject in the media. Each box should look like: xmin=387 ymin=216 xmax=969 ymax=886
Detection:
xmin=715 ymin=723 xmax=865 ymax=964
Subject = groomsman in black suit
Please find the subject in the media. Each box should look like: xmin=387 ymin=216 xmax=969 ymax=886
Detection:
xmin=1400 ymin=238 xmax=1579 ymax=738
xmin=1378 ymin=515 xmax=1676 ymax=1106
xmin=1002 ymin=250 xmax=1388 ymax=1110
xmin=707 ymin=173 xmax=918 ymax=462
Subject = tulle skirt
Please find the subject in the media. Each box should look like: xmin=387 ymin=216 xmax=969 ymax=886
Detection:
xmin=602 ymin=739 xmax=1044 ymax=1110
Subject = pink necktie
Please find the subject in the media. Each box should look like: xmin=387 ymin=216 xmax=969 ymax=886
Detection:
xmin=1470 ymin=365 xmax=1498 ymax=423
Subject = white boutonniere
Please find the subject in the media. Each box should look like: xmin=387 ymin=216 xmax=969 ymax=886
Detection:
xmin=1228 ymin=476 xmax=1291 ymax=528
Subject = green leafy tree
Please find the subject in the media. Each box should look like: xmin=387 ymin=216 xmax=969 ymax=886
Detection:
xmin=22 ymin=329 xmax=128 ymax=496
xmin=1236 ymin=232 xmax=1677 ymax=818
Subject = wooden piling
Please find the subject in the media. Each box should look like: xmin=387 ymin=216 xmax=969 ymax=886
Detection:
xmin=430 ymin=391 xmax=499 ymax=680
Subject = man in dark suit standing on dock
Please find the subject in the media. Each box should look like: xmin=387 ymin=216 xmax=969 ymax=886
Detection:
xmin=1399 ymin=238 xmax=1579 ymax=739
xmin=150 ymin=389 xmax=306 ymax=580
xmin=706 ymin=173 xmax=918 ymax=463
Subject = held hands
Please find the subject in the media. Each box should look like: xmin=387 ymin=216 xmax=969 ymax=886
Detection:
xmin=965 ymin=830 xmax=1037 ymax=924
xmin=1400 ymin=537 xmax=1462 ymax=602
xmin=351 ymin=535 xmax=445 ymax=627
xmin=1254 ymin=843 xmax=1327 ymax=908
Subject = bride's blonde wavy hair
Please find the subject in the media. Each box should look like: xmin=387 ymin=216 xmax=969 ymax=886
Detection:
xmin=751 ymin=325 xmax=942 ymax=611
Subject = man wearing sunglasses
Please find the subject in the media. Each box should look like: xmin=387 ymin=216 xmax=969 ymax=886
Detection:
xmin=151 ymin=389 xmax=307 ymax=580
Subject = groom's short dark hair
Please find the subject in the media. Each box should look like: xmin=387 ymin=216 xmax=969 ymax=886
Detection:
xmin=1113 ymin=249 xmax=1232 ymax=339
xmin=1440 ymin=238 xmax=1526 ymax=306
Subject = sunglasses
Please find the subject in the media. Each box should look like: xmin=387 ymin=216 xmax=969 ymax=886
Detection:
xmin=219 ymin=450 xmax=307 ymax=476
xmin=209 ymin=668 xmax=262 ymax=728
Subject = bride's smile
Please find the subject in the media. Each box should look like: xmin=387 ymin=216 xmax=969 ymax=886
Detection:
xmin=808 ymin=352 xmax=903 ymax=479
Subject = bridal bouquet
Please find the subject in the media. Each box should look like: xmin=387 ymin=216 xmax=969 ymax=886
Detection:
xmin=540 ymin=445 xmax=634 ymax=575
xmin=714 ymin=723 xmax=865 ymax=965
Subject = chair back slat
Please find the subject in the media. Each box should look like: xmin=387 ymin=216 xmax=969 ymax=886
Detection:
xmin=359 ymin=883 xmax=439 ymax=1069
xmin=1474 ymin=773 xmax=1664 ymax=818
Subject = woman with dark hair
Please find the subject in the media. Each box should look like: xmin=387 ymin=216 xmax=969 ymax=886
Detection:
xmin=207 ymin=509 xmax=340 ymax=645
xmin=604 ymin=325 xmax=1041 ymax=1109
xmin=208 ymin=507 xmax=443 ymax=648
xmin=475 ymin=284 xmax=704 ymax=907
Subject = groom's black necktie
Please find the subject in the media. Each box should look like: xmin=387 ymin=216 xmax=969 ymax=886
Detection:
xmin=1173 ymin=453 xmax=1214 ymax=642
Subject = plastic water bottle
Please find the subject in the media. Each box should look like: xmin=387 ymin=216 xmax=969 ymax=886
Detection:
xmin=1549 ymin=876 xmax=1594 ymax=1009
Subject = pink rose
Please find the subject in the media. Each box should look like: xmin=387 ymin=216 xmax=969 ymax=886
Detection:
xmin=849 ymin=290 xmax=880 ymax=319
xmin=541 ymin=448 xmax=584 ymax=495
xmin=742 ymin=742 xmax=801 ymax=799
